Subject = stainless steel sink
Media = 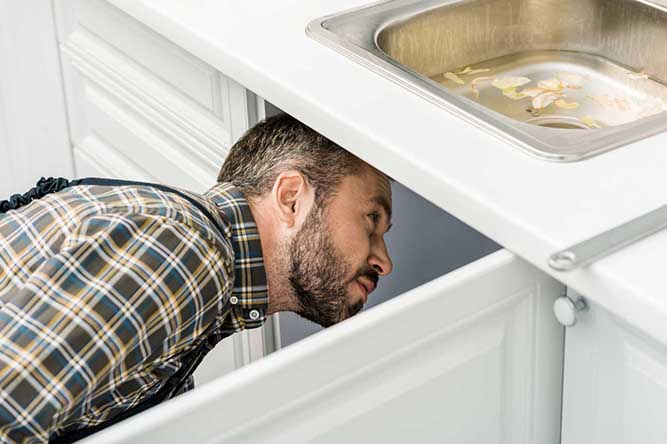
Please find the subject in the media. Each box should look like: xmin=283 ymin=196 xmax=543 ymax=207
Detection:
xmin=307 ymin=0 xmax=667 ymax=161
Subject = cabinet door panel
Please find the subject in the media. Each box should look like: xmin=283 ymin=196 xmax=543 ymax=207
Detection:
xmin=72 ymin=135 xmax=153 ymax=181
xmin=84 ymin=250 xmax=564 ymax=444
xmin=56 ymin=4 xmax=259 ymax=191
xmin=561 ymin=300 xmax=667 ymax=444
xmin=55 ymin=0 xmax=227 ymax=116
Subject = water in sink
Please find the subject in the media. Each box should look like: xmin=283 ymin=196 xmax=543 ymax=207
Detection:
xmin=431 ymin=50 xmax=667 ymax=130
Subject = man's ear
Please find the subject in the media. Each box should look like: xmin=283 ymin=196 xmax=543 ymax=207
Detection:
xmin=271 ymin=170 xmax=314 ymax=229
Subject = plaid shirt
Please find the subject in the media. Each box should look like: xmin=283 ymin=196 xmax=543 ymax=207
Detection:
xmin=0 ymin=181 xmax=268 ymax=444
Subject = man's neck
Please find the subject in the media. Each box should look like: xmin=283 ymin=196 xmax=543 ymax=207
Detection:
xmin=248 ymin=198 xmax=297 ymax=316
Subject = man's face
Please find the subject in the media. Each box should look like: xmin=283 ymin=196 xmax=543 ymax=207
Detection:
xmin=286 ymin=167 xmax=393 ymax=327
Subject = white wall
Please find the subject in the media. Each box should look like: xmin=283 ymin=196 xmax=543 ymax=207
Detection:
xmin=0 ymin=0 xmax=73 ymax=198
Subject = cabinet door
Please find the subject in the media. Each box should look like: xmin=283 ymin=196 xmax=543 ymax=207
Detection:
xmin=561 ymin=298 xmax=667 ymax=444
xmin=55 ymin=0 xmax=259 ymax=192
xmin=84 ymin=250 xmax=564 ymax=444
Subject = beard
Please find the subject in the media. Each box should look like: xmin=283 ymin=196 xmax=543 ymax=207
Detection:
xmin=286 ymin=205 xmax=377 ymax=328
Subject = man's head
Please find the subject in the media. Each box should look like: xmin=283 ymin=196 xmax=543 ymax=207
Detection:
xmin=218 ymin=114 xmax=393 ymax=327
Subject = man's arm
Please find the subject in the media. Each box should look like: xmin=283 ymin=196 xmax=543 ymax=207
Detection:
xmin=0 ymin=213 xmax=231 ymax=443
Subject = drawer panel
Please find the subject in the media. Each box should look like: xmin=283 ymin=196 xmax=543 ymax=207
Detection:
xmin=85 ymin=250 xmax=565 ymax=444
xmin=62 ymin=27 xmax=231 ymax=166
xmin=73 ymin=135 xmax=153 ymax=182
xmin=561 ymin=298 xmax=667 ymax=444
xmin=56 ymin=0 xmax=263 ymax=193
xmin=80 ymin=79 xmax=217 ymax=191
xmin=56 ymin=0 xmax=226 ymax=116
xmin=58 ymin=26 xmax=240 ymax=191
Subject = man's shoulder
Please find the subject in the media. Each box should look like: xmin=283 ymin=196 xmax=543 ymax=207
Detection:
xmin=80 ymin=185 xmax=227 ymax=231
xmin=68 ymin=183 xmax=231 ymax=247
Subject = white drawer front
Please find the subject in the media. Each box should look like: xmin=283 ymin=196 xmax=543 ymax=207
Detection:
xmin=56 ymin=0 xmax=226 ymax=115
xmin=56 ymin=0 xmax=259 ymax=191
xmin=72 ymin=135 xmax=152 ymax=182
xmin=84 ymin=250 xmax=564 ymax=444
xmin=562 ymin=301 xmax=667 ymax=444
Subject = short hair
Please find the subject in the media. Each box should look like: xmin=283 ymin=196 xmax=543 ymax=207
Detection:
xmin=217 ymin=113 xmax=364 ymax=206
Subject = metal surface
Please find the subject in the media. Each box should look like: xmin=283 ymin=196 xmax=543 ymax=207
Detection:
xmin=553 ymin=292 xmax=588 ymax=327
xmin=548 ymin=203 xmax=667 ymax=271
xmin=307 ymin=0 xmax=667 ymax=161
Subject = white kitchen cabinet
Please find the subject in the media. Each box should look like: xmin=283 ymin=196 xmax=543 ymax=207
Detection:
xmin=2 ymin=0 xmax=591 ymax=441
xmin=84 ymin=250 xmax=565 ymax=444
xmin=561 ymin=292 xmax=667 ymax=444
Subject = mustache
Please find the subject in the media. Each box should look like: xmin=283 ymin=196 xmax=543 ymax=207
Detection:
xmin=352 ymin=269 xmax=379 ymax=287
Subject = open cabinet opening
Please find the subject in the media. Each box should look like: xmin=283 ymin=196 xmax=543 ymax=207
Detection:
xmin=93 ymin=107 xmax=563 ymax=444
xmin=277 ymin=180 xmax=501 ymax=348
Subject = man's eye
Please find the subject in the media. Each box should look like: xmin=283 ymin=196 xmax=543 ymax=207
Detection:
xmin=368 ymin=212 xmax=380 ymax=224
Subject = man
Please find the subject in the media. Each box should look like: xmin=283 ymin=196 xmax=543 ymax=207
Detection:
xmin=0 ymin=113 xmax=393 ymax=443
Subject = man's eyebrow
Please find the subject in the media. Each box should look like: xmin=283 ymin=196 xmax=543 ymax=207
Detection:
xmin=371 ymin=195 xmax=392 ymax=225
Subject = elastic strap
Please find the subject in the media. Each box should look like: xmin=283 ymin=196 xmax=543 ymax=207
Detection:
xmin=0 ymin=177 xmax=72 ymax=213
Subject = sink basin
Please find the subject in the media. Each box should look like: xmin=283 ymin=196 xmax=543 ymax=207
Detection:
xmin=307 ymin=0 xmax=667 ymax=161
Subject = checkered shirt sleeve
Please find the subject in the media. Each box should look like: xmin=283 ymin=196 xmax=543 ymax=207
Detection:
xmin=0 ymin=212 xmax=232 ymax=444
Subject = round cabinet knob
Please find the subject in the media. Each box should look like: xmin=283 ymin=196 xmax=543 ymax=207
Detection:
xmin=553 ymin=295 xmax=588 ymax=327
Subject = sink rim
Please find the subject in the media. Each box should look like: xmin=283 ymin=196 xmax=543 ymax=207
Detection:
xmin=306 ymin=0 xmax=667 ymax=162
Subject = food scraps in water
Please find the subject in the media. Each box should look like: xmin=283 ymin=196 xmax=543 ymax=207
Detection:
xmin=445 ymin=72 xmax=465 ymax=84
xmin=537 ymin=78 xmax=565 ymax=91
xmin=501 ymin=88 xmax=529 ymax=100
xmin=532 ymin=91 xmax=563 ymax=110
xmin=589 ymin=94 xmax=631 ymax=112
xmin=555 ymin=99 xmax=580 ymax=109
xmin=519 ymin=87 xmax=547 ymax=98
xmin=470 ymin=76 xmax=494 ymax=98
xmin=557 ymin=72 xmax=585 ymax=89
xmin=492 ymin=76 xmax=531 ymax=91
xmin=457 ymin=66 xmax=491 ymax=76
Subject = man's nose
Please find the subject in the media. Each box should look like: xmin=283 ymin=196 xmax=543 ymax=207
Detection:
xmin=368 ymin=240 xmax=393 ymax=277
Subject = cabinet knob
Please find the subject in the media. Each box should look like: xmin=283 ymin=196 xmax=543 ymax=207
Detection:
xmin=553 ymin=295 xmax=588 ymax=327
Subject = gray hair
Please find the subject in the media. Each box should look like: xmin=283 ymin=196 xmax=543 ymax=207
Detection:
xmin=217 ymin=113 xmax=364 ymax=206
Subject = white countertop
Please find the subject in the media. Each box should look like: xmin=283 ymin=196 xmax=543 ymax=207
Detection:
xmin=109 ymin=0 xmax=667 ymax=344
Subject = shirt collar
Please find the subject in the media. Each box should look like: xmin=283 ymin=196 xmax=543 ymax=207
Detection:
xmin=203 ymin=182 xmax=268 ymax=329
